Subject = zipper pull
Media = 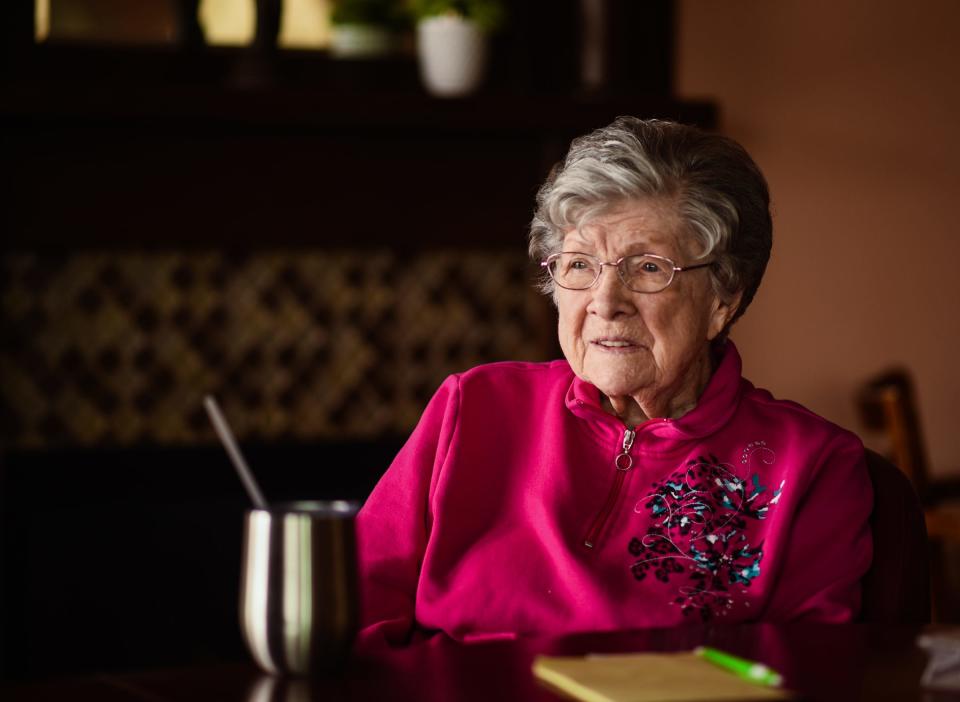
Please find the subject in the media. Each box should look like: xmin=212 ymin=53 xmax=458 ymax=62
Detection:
xmin=615 ymin=428 xmax=635 ymax=471
xmin=583 ymin=428 xmax=637 ymax=549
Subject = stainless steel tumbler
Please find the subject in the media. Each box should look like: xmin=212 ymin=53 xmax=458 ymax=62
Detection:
xmin=239 ymin=500 xmax=360 ymax=675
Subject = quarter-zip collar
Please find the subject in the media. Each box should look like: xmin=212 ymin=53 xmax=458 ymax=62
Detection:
xmin=567 ymin=341 xmax=746 ymax=551
xmin=564 ymin=341 xmax=746 ymax=449
xmin=582 ymin=426 xmax=636 ymax=549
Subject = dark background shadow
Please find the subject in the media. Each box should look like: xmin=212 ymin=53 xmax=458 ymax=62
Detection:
xmin=0 ymin=0 xmax=717 ymax=681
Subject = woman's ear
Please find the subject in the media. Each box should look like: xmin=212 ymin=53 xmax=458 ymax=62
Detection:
xmin=707 ymin=289 xmax=743 ymax=341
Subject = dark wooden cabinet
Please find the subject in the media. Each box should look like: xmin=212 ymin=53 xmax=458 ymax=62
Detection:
xmin=3 ymin=79 xmax=716 ymax=252
xmin=2 ymin=0 xmax=712 ymax=251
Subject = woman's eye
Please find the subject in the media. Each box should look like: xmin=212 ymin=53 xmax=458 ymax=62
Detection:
xmin=641 ymin=261 xmax=662 ymax=274
xmin=565 ymin=257 xmax=596 ymax=273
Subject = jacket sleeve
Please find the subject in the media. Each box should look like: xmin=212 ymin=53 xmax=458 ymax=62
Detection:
xmin=353 ymin=375 xmax=461 ymax=649
xmin=763 ymin=434 xmax=873 ymax=622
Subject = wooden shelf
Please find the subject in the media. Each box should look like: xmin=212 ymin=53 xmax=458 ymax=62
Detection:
xmin=2 ymin=44 xmax=716 ymax=251
xmin=2 ymin=73 xmax=716 ymax=136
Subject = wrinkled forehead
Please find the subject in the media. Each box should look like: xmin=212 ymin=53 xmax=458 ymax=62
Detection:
xmin=561 ymin=198 xmax=693 ymax=255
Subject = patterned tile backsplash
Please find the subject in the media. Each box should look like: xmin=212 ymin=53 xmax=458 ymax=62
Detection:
xmin=1 ymin=250 xmax=556 ymax=448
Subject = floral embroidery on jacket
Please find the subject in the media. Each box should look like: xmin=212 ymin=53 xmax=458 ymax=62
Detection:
xmin=628 ymin=442 xmax=785 ymax=621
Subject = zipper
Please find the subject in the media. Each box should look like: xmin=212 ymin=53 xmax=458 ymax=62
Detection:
xmin=583 ymin=427 xmax=636 ymax=549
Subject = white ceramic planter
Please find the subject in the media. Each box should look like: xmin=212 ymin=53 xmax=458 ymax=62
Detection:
xmin=416 ymin=15 xmax=488 ymax=98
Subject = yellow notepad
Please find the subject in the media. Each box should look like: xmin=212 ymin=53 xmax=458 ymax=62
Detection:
xmin=532 ymin=652 xmax=793 ymax=702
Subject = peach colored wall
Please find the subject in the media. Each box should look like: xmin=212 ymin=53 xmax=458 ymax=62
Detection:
xmin=676 ymin=0 xmax=960 ymax=476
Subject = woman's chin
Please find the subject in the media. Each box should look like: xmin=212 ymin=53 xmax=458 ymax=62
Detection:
xmin=584 ymin=365 xmax=651 ymax=400
xmin=591 ymin=379 xmax=647 ymax=404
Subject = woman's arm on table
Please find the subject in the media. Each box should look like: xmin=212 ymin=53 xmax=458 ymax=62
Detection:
xmin=354 ymin=375 xmax=461 ymax=649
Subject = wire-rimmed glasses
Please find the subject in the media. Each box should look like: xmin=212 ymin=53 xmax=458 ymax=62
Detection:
xmin=541 ymin=252 xmax=714 ymax=294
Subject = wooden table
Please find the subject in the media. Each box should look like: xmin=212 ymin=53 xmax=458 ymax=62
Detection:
xmin=6 ymin=623 xmax=959 ymax=701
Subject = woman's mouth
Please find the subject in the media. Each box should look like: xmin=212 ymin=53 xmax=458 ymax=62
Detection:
xmin=592 ymin=338 xmax=641 ymax=351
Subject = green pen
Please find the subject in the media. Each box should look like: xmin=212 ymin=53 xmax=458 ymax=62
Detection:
xmin=694 ymin=646 xmax=784 ymax=688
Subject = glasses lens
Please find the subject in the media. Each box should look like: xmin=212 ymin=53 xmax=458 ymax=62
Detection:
xmin=551 ymin=253 xmax=600 ymax=289
xmin=621 ymin=255 xmax=674 ymax=292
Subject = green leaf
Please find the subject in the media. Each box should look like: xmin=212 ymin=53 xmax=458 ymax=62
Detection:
xmin=409 ymin=0 xmax=506 ymax=32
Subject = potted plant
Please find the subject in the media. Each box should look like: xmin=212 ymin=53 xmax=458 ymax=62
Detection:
xmin=329 ymin=0 xmax=403 ymax=58
xmin=410 ymin=0 xmax=505 ymax=97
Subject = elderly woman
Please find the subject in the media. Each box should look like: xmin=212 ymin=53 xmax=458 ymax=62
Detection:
xmin=356 ymin=117 xmax=871 ymax=646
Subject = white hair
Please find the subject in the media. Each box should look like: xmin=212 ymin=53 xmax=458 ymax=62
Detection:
xmin=529 ymin=117 xmax=771 ymax=334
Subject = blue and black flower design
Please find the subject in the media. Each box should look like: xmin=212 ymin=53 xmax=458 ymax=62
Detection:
xmin=628 ymin=446 xmax=784 ymax=621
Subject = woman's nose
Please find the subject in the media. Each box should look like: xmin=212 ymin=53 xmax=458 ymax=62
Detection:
xmin=587 ymin=264 xmax=636 ymax=319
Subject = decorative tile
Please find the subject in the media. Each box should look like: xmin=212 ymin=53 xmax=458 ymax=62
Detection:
xmin=1 ymin=250 xmax=555 ymax=447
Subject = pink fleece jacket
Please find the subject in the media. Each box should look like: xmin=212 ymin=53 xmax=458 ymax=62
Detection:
xmin=356 ymin=342 xmax=873 ymax=646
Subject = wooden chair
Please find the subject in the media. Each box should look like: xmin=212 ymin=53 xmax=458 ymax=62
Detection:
xmin=860 ymin=449 xmax=930 ymax=623
xmin=857 ymin=369 xmax=960 ymax=621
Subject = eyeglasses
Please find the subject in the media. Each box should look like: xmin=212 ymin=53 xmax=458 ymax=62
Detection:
xmin=541 ymin=252 xmax=714 ymax=294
